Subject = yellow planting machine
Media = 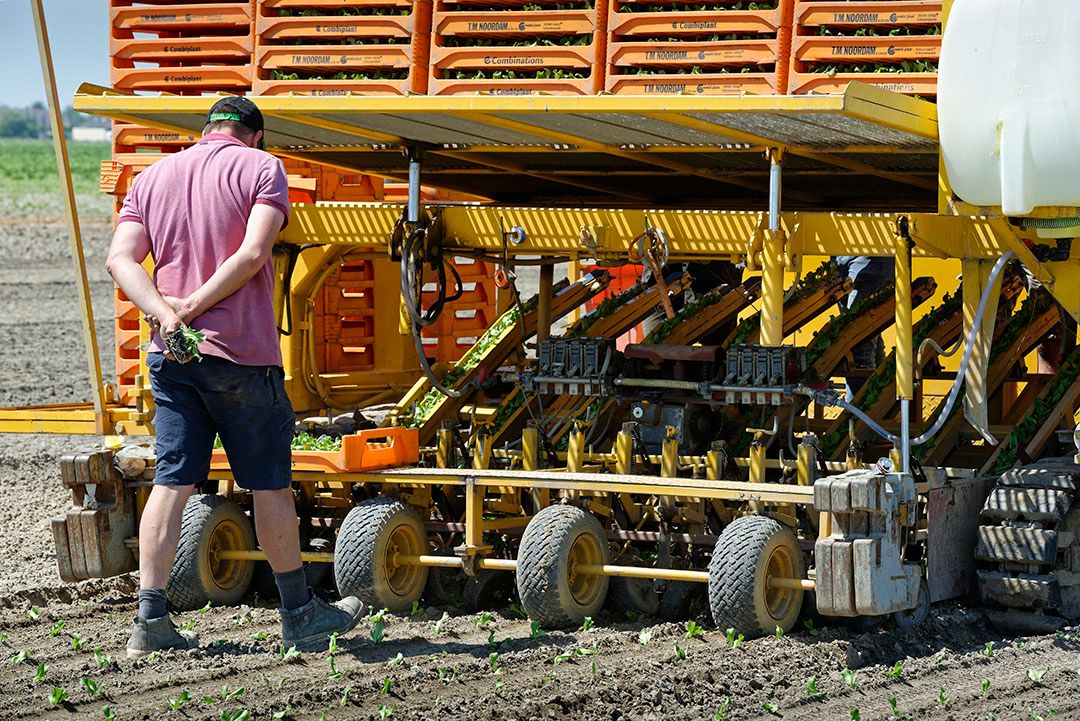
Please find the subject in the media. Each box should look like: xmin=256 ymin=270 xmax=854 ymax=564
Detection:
xmin=9 ymin=0 xmax=1080 ymax=635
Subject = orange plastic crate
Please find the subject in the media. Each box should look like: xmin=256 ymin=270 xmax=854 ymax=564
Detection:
xmin=429 ymin=2 xmax=605 ymax=95
xmin=255 ymin=0 xmax=431 ymax=94
xmin=211 ymin=427 xmax=419 ymax=473
xmin=100 ymin=153 xmax=168 ymax=195
xmin=793 ymin=1 xmax=942 ymax=31
xmin=609 ymin=38 xmax=779 ymax=71
xmin=110 ymin=36 xmax=253 ymax=64
xmin=608 ymin=3 xmax=789 ymax=41
xmin=110 ymin=65 xmax=253 ymax=92
xmin=791 ymin=33 xmax=940 ymax=64
xmin=788 ymin=1 xmax=940 ymax=97
xmin=112 ymin=124 xmax=198 ymax=152
xmin=110 ymin=3 xmax=254 ymax=33
xmin=787 ymin=70 xmax=937 ymax=96
xmin=256 ymin=45 xmax=415 ymax=73
xmin=257 ymin=11 xmax=424 ymax=42
xmin=607 ymin=72 xmax=782 ymax=96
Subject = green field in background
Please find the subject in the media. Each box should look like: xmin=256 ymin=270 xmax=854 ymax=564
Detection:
xmin=0 ymin=139 xmax=111 ymax=219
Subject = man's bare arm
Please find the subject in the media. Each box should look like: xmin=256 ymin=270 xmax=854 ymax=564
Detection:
xmin=174 ymin=204 xmax=285 ymax=322
xmin=105 ymin=222 xmax=182 ymax=335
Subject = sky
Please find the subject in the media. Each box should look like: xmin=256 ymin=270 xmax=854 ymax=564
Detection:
xmin=0 ymin=0 xmax=108 ymax=108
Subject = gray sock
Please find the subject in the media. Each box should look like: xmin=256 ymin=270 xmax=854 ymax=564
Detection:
xmin=274 ymin=567 xmax=312 ymax=611
xmin=138 ymin=588 xmax=168 ymax=621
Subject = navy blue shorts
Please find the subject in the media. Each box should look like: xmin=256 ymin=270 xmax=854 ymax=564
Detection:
xmin=146 ymin=352 xmax=294 ymax=491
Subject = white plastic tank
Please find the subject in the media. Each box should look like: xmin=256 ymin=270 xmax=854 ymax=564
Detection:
xmin=938 ymin=0 xmax=1080 ymax=216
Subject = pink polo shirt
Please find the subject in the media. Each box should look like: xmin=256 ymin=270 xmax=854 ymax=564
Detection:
xmin=118 ymin=133 xmax=289 ymax=367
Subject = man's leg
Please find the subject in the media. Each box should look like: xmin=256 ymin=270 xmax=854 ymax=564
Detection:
xmin=212 ymin=363 xmax=364 ymax=647
xmin=138 ymin=484 xmax=195 ymax=618
xmin=252 ymin=488 xmax=310 ymax=611
xmin=129 ymin=353 xmax=211 ymax=658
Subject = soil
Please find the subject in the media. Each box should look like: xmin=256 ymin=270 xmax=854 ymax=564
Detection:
xmin=1 ymin=221 xmax=1077 ymax=721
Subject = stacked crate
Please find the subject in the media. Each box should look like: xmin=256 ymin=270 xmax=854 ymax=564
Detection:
xmin=420 ymin=258 xmax=499 ymax=362
xmin=428 ymin=0 xmax=607 ymax=96
xmin=315 ymin=260 xmax=379 ymax=372
xmin=605 ymin=0 xmax=793 ymax=95
xmin=787 ymin=1 xmax=942 ymax=98
xmin=109 ymin=0 xmax=255 ymax=93
xmin=254 ymin=0 xmax=432 ymax=95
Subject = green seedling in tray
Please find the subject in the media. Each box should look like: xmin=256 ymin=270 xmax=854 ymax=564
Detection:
xmin=270 ymin=70 xmax=411 ymax=81
xmin=629 ymin=65 xmax=761 ymax=75
xmin=442 ymin=35 xmax=592 ymax=48
xmin=818 ymin=25 xmax=942 ymax=37
xmin=277 ymin=7 xmax=412 ymax=17
xmin=451 ymin=68 xmax=587 ymax=80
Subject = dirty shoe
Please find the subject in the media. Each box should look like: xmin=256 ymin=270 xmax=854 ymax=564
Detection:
xmin=127 ymin=616 xmax=199 ymax=659
xmin=280 ymin=595 xmax=364 ymax=650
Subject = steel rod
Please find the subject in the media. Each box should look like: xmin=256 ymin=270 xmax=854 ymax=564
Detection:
xmin=766 ymin=576 xmax=815 ymax=591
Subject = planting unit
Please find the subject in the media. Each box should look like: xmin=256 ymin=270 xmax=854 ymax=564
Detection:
xmin=788 ymin=1 xmax=942 ymax=97
xmin=605 ymin=0 xmax=793 ymax=95
xmin=254 ymin=0 xmax=432 ymax=95
xmin=428 ymin=0 xmax=607 ymax=96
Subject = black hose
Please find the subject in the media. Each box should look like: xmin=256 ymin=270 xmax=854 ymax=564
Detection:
xmin=399 ymin=225 xmax=466 ymax=398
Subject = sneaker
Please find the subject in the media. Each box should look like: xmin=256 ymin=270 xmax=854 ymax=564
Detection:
xmin=280 ymin=595 xmax=364 ymax=650
xmin=126 ymin=616 xmax=199 ymax=659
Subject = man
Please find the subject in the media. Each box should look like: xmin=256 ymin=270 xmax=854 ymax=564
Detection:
xmin=836 ymin=255 xmax=895 ymax=398
xmin=106 ymin=97 xmax=362 ymax=658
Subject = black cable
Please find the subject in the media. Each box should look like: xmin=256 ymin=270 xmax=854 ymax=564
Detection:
xmin=399 ymin=224 xmax=466 ymax=398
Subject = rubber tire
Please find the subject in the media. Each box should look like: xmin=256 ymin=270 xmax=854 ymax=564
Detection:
xmin=516 ymin=505 xmax=610 ymax=629
xmin=304 ymin=537 xmax=335 ymax=594
xmin=167 ymin=494 xmax=256 ymax=611
xmin=893 ymin=578 xmax=930 ymax=630
xmin=334 ymin=497 xmax=429 ymax=614
xmin=463 ymin=570 xmax=517 ymax=613
xmin=659 ymin=581 xmax=707 ymax=622
xmin=708 ymin=515 xmax=805 ymax=638
xmin=611 ymin=576 xmax=661 ymax=618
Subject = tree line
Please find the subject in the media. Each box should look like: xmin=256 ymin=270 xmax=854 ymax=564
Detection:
xmin=0 ymin=103 xmax=110 ymax=138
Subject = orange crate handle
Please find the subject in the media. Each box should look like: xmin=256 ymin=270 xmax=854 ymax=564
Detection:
xmin=342 ymin=427 xmax=419 ymax=471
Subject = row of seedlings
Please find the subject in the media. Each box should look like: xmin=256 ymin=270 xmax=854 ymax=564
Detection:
xmin=787 ymin=0 xmax=942 ymax=97
xmin=428 ymin=0 xmax=608 ymax=95
xmin=254 ymin=0 xmax=432 ymax=95
xmin=605 ymin=0 xmax=793 ymax=95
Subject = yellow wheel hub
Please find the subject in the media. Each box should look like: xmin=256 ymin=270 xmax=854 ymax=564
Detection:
xmin=206 ymin=519 xmax=247 ymax=592
xmin=763 ymin=544 xmax=798 ymax=622
xmin=384 ymin=522 xmax=425 ymax=597
xmin=567 ymin=531 xmax=604 ymax=607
